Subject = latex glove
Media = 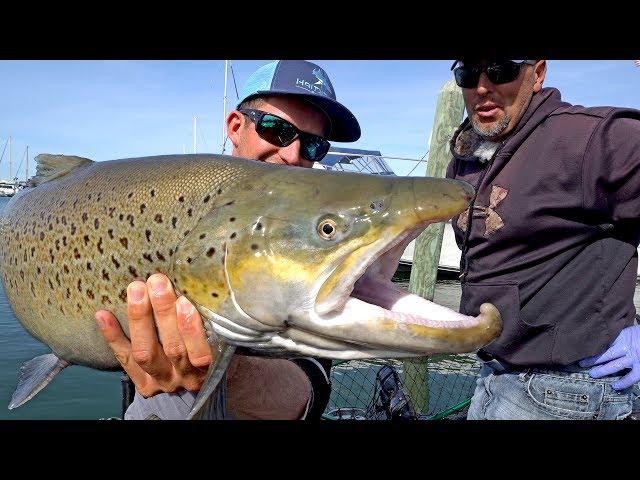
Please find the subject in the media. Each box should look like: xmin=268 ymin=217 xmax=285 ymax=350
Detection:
xmin=579 ymin=325 xmax=640 ymax=390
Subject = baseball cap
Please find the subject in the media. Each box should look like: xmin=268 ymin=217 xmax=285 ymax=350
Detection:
xmin=237 ymin=60 xmax=361 ymax=142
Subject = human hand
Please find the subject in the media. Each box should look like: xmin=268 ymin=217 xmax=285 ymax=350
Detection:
xmin=579 ymin=325 xmax=640 ymax=390
xmin=95 ymin=273 xmax=215 ymax=397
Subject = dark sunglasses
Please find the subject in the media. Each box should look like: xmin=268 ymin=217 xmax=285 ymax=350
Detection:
xmin=238 ymin=108 xmax=331 ymax=162
xmin=451 ymin=60 xmax=537 ymax=88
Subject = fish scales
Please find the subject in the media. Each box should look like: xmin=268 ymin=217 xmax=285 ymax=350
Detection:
xmin=0 ymin=154 xmax=258 ymax=369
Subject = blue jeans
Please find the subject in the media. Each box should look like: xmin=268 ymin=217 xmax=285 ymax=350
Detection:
xmin=467 ymin=361 xmax=640 ymax=420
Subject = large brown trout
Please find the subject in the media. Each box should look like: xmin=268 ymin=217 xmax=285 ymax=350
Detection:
xmin=0 ymin=153 xmax=501 ymax=417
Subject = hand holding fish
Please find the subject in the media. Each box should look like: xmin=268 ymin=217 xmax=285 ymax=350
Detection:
xmin=95 ymin=273 xmax=213 ymax=397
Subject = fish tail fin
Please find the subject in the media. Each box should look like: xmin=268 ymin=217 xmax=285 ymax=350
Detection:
xmin=187 ymin=342 xmax=236 ymax=420
xmin=28 ymin=154 xmax=94 ymax=186
xmin=9 ymin=353 xmax=69 ymax=409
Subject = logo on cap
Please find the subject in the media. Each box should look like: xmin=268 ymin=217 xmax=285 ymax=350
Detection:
xmin=295 ymin=67 xmax=334 ymax=98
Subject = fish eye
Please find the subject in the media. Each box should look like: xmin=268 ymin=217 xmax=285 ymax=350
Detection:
xmin=317 ymin=219 xmax=338 ymax=240
xmin=370 ymin=200 xmax=384 ymax=212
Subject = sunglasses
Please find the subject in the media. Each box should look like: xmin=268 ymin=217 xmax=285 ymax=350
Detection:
xmin=451 ymin=60 xmax=537 ymax=88
xmin=238 ymin=108 xmax=331 ymax=162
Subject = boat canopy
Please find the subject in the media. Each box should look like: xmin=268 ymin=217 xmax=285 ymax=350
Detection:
xmin=318 ymin=147 xmax=395 ymax=176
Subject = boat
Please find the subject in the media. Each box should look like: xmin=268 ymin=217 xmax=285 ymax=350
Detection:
xmin=0 ymin=180 xmax=17 ymax=197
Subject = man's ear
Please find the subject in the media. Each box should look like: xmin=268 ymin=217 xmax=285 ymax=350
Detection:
xmin=533 ymin=60 xmax=547 ymax=93
xmin=226 ymin=110 xmax=244 ymax=148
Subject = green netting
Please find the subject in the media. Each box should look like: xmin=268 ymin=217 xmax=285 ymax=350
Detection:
xmin=322 ymin=353 xmax=482 ymax=420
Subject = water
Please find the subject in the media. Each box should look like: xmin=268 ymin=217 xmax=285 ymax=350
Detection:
xmin=2 ymin=194 xmax=640 ymax=419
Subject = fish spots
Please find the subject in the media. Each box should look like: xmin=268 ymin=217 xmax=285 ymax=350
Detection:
xmin=199 ymin=233 xmax=206 ymax=239
xmin=187 ymin=257 xmax=192 ymax=264
xmin=101 ymin=295 xmax=111 ymax=305
xmin=230 ymin=233 xmax=237 ymax=239
xmin=62 ymin=216 xmax=67 ymax=225
xmin=171 ymin=217 xmax=178 ymax=229
xmin=55 ymin=239 xmax=60 ymax=251
xmin=59 ymin=306 xmax=65 ymax=314
xmin=217 ymin=188 xmax=222 ymax=195
xmin=111 ymin=255 xmax=121 ymax=269
xmin=140 ymin=204 xmax=146 ymax=214
xmin=129 ymin=266 xmax=139 ymax=278
xmin=86 ymin=262 xmax=92 ymax=271
xmin=119 ymin=289 xmax=127 ymax=302
xmin=63 ymin=265 xmax=70 ymax=274
xmin=156 ymin=251 xmax=166 ymax=262
xmin=126 ymin=214 xmax=135 ymax=227
xmin=63 ymin=236 xmax=67 ymax=247
xmin=143 ymin=253 xmax=153 ymax=263
xmin=40 ymin=232 xmax=45 ymax=241
xmin=187 ymin=208 xmax=192 ymax=217
xmin=48 ymin=223 xmax=53 ymax=231
xmin=94 ymin=218 xmax=100 ymax=229
xmin=82 ymin=212 xmax=88 ymax=223
xmin=86 ymin=289 xmax=95 ymax=300
xmin=49 ymin=279 xmax=54 ymax=290
xmin=128 ymin=192 xmax=134 ymax=199
xmin=203 ymin=195 xmax=211 ymax=203
xmin=20 ymin=270 xmax=24 ymax=281
xmin=229 ymin=217 xmax=236 ymax=222
xmin=119 ymin=214 xmax=124 ymax=221
xmin=251 ymin=244 xmax=258 ymax=251
xmin=108 ymin=229 xmax=114 ymax=240
xmin=102 ymin=269 xmax=110 ymax=281
xmin=74 ymin=248 xmax=81 ymax=259
xmin=30 ymin=282 xmax=35 ymax=296
xmin=77 ymin=279 xmax=82 ymax=292
xmin=66 ymin=288 xmax=71 ymax=299
xmin=169 ymin=248 xmax=174 ymax=256
xmin=55 ymin=273 xmax=61 ymax=286
xmin=150 ymin=189 xmax=156 ymax=197
xmin=108 ymin=207 xmax=116 ymax=218
xmin=206 ymin=248 xmax=216 ymax=257
xmin=97 ymin=237 xmax=104 ymax=254
xmin=37 ymin=266 xmax=41 ymax=274
xmin=83 ymin=235 xmax=90 ymax=246
xmin=178 ymin=195 xmax=185 ymax=203
xmin=145 ymin=230 xmax=151 ymax=242
xmin=120 ymin=238 xmax=129 ymax=249
xmin=211 ymin=292 xmax=219 ymax=298
xmin=71 ymin=223 xmax=77 ymax=235
xmin=154 ymin=214 xmax=163 ymax=224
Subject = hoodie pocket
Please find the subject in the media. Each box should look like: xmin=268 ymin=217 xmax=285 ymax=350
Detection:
xmin=461 ymin=282 xmax=554 ymax=362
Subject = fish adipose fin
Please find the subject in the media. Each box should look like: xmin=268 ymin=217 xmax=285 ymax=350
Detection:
xmin=28 ymin=154 xmax=94 ymax=186
xmin=9 ymin=353 xmax=70 ymax=409
xmin=187 ymin=342 xmax=236 ymax=420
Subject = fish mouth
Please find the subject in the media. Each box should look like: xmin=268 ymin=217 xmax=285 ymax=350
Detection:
xmin=309 ymin=225 xmax=502 ymax=356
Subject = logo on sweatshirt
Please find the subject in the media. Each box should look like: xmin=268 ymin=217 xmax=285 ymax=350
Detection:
xmin=457 ymin=185 xmax=508 ymax=236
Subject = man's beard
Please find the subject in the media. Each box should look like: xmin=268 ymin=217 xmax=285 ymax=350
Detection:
xmin=471 ymin=113 xmax=511 ymax=139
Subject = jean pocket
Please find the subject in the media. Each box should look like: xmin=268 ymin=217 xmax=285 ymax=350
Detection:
xmin=526 ymin=373 xmax=603 ymax=419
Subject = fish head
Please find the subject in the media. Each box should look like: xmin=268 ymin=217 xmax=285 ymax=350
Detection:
xmin=171 ymin=164 xmax=501 ymax=358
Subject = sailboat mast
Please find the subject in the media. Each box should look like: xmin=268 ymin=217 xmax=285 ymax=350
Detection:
xmin=26 ymin=145 xmax=28 ymax=181
xmin=8 ymin=135 xmax=11 ymax=182
xmin=221 ymin=60 xmax=229 ymax=153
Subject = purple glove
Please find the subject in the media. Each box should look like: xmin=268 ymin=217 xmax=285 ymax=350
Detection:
xmin=579 ymin=325 xmax=640 ymax=390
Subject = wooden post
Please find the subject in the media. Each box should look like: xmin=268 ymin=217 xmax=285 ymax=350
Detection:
xmin=403 ymin=79 xmax=465 ymax=415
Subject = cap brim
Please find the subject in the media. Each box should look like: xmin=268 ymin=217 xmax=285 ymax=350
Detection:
xmin=251 ymin=90 xmax=361 ymax=143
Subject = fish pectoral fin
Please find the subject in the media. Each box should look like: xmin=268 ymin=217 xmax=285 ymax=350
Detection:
xmin=29 ymin=154 xmax=94 ymax=186
xmin=187 ymin=342 xmax=236 ymax=420
xmin=9 ymin=353 xmax=70 ymax=409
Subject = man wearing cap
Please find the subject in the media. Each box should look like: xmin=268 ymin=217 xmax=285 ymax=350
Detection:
xmin=94 ymin=60 xmax=361 ymax=420
xmin=446 ymin=58 xmax=640 ymax=419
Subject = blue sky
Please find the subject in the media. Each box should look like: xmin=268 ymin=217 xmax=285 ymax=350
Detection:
xmin=0 ymin=60 xmax=638 ymax=179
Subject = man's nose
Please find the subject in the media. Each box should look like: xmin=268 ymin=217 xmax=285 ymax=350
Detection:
xmin=475 ymin=72 xmax=493 ymax=95
xmin=279 ymin=139 xmax=312 ymax=168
